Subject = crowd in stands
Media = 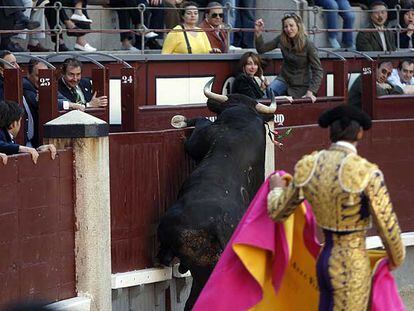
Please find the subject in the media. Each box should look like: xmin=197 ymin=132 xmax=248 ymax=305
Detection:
xmin=2 ymin=0 xmax=414 ymax=51
xmin=2 ymin=0 xmax=414 ymax=164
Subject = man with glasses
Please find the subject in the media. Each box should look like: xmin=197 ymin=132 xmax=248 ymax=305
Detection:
xmin=348 ymin=60 xmax=402 ymax=108
xmin=199 ymin=2 xmax=228 ymax=52
xmin=356 ymin=1 xmax=396 ymax=51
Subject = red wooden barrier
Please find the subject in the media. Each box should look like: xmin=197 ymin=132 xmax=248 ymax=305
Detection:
xmin=0 ymin=150 xmax=75 ymax=307
xmin=109 ymin=129 xmax=195 ymax=273
xmin=4 ymin=68 xmax=25 ymax=145
xmin=38 ymin=68 xmax=59 ymax=142
xmin=274 ymin=119 xmax=414 ymax=233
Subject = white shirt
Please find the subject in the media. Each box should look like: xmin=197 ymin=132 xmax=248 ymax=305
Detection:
xmin=375 ymin=25 xmax=387 ymax=51
xmin=387 ymin=68 xmax=414 ymax=89
xmin=335 ymin=141 xmax=357 ymax=154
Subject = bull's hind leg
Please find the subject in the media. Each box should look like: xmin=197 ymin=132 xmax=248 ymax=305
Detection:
xmin=184 ymin=265 xmax=214 ymax=311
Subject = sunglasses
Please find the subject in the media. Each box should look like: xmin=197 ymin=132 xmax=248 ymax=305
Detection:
xmin=210 ymin=13 xmax=224 ymax=18
xmin=283 ymin=12 xmax=301 ymax=21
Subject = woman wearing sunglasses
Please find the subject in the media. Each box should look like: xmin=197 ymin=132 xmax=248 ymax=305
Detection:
xmin=162 ymin=1 xmax=221 ymax=54
xmin=254 ymin=14 xmax=323 ymax=103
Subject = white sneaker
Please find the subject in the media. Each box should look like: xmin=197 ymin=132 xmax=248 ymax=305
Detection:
xmin=229 ymin=45 xmax=242 ymax=50
xmin=74 ymin=43 xmax=97 ymax=52
xmin=145 ymin=31 xmax=158 ymax=39
xmin=121 ymin=44 xmax=139 ymax=51
xmin=70 ymin=14 xmax=93 ymax=24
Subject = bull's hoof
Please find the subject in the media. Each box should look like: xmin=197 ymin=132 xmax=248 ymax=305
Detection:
xmin=171 ymin=115 xmax=187 ymax=128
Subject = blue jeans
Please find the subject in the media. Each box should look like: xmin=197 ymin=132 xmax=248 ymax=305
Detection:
xmin=233 ymin=0 xmax=255 ymax=48
xmin=314 ymin=0 xmax=355 ymax=46
xmin=269 ymin=79 xmax=288 ymax=96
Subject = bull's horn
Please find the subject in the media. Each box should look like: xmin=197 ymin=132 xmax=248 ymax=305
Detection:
xmin=255 ymin=103 xmax=276 ymax=114
xmin=204 ymin=78 xmax=228 ymax=103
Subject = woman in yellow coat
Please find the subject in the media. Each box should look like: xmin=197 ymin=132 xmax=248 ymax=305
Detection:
xmin=162 ymin=1 xmax=221 ymax=54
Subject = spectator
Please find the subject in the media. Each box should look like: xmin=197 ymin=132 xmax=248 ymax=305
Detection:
xmin=397 ymin=3 xmax=414 ymax=48
xmin=233 ymin=0 xmax=255 ymax=48
xmin=23 ymin=60 xmax=77 ymax=147
xmin=356 ymin=1 xmax=396 ymax=51
xmin=0 ymin=100 xmax=56 ymax=164
xmin=232 ymin=51 xmax=269 ymax=99
xmin=109 ymin=0 xmax=163 ymax=51
xmin=388 ymin=58 xmax=414 ymax=94
xmin=0 ymin=0 xmax=41 ymax=51
xmin=45 ymin=0 xmax=96 ymax=52
xmin=0 ymin=50 xmax=19 ymax=101
xmin=254 ymin=14 xmax=323 ymax=102
xmin=199 ymin=2 xmax=228 ymax=53
xmin=58 ymin=58 xmax=108 ymax=110
xmin=14 ymin=0 xmax=50 ymax=52
xmin=314 ymin=0 xmax=355 ymax=49
xmin=0 ymin=51 xmax=47 ymax=146
xmin=162 ymin=2 xmax=220 ymax=54
xmin=164 ymin=0 xmax=183 ymax=30
xmin=348 ymin=60 xmax=403 ymax=108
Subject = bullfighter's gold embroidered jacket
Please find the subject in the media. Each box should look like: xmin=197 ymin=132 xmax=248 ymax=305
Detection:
xmin=268 ymin=143 xmax=405 ymax=268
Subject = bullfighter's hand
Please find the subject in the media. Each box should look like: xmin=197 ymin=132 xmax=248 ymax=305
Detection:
xmin=89 ymin=91 xmax=108 ymax=107
xmin=0 ymin=153 xmax=7 ymax=165
xmin=269 ymin=173 xmax=287 ymax=189
xmin=38 ymin=144 xmax=57 ymax=160
xmin=255 ymin=19 xmax=265 ymax=36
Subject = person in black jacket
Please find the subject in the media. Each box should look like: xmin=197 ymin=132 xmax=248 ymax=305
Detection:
xmin=0 ymin=100 xmax=56 ymax=163
xmin=232 ymin=51 xmax=269 ymax=100
xmin=58 ymin=58 xmax=108 ymax=110
xmin=23 ymin=59 xmax=76 ymax=147
xmin=397 ymin=3 xmax=414 ymax=49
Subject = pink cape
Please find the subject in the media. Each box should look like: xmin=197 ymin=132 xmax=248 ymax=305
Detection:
xmin=193 ymin=172 xmax=405 ymax=311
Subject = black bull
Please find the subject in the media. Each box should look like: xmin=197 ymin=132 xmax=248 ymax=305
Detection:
xmin=157 ymin=93 xmax=276 ymax=309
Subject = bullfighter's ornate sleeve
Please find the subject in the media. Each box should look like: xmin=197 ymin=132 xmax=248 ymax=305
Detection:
xmin=267 ymin=182 xmax=303 ymax=222
xmin=366 ymin=170 xmax=406 ymax=268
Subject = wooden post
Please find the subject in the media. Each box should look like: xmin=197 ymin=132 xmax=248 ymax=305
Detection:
xmin=361 ymin=59 xmax=376 ymax=118
xmin=38 ymin=68 xmax=59 ymax=144
xmin=91 ymin=67 xmax=109 ymax=123
xmin=44 ymin=111 xmax=111 ymax=311
xmin=333 ymin=60 xmax=348 ymax=99
xmin=4 ymin=68 xmax=24 ymax=145
xmin=120 ymin=67 xmax=138 ymax=131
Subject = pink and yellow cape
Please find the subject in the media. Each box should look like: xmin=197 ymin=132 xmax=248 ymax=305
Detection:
xmin=194 ymin=172 xmax=405 ymax=311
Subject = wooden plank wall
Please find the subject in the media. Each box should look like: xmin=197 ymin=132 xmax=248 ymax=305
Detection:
xmin=109 ymin=129 xmax=195 ymax=273
xmin=275 ymin=119 xmax=414 ymax=233
xmin=0 ymin=150 xmax=75 ymax=307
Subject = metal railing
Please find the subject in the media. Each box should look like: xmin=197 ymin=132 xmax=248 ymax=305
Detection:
xmin=0 ymin=3 xmax=412 ymax=53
